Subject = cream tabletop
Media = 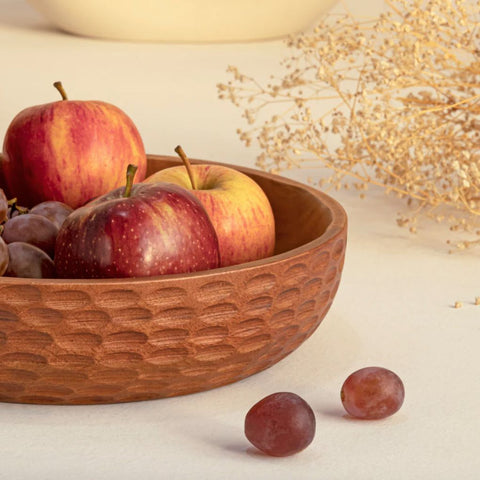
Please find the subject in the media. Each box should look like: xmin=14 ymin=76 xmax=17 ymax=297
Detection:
xmin=0 ymin=1 xmax=479 ymax=479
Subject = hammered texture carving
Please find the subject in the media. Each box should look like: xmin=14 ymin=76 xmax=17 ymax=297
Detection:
xmin=0 ymin=156 xmax=347 ymax=404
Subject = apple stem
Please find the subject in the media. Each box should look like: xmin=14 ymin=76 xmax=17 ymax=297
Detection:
xmin=53 ymin=81 xmax=68 ymax=101
xmin=175 ymin=145 xmax=197 ymax=190
xmin=123 ymin=164 xmax=138 ymax=198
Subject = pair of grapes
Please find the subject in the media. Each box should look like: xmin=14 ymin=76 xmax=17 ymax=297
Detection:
xmin=0 ymin=189 xmax=73 ymax=278
xmin=245 ymin=366 xmax=405 ymax=457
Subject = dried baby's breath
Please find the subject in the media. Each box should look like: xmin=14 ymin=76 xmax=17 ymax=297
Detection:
xmin=218 ymin=0 xmax=480 ymax=250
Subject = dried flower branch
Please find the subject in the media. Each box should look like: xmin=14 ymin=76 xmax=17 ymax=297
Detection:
xmin=218 ymin=0 xmax=480 ymax=250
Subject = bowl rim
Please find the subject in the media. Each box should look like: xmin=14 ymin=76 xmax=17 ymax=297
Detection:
xmin=0 ymin=154 xmax=347 ymax=286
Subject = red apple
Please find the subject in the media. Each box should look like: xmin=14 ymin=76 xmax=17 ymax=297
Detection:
xmin=143 ymin=147 xmax=275 ymax=267
xmin=0 ymin=82 xmax=147 ymax=208
xmin=55 ymin=165 xmax=220 ymax=279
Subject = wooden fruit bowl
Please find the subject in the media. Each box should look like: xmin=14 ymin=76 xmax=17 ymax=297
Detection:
xmin=0 ymin=155 xmax=347 ymax=404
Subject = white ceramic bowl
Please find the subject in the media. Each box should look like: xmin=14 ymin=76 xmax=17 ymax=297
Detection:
xmin=27 ymin=0 xmax=338 ymax=43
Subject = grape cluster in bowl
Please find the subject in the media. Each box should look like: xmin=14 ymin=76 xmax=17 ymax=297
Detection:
xmin=0 ymin=188 xmax=72 ymax=278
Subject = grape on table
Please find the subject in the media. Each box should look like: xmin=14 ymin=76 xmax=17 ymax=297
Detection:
xmin=341 ymin=366 xmax=405 ymax=420
xmin=244 ymin=392 xmax=316 ymax=457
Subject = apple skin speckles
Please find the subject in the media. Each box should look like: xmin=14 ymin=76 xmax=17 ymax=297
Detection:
xmin=54 ymin=182 xmax=220 ymax=279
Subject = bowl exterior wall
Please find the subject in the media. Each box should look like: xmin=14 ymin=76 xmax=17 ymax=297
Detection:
xmin=0 ymin=156 xmax=347 ymax=404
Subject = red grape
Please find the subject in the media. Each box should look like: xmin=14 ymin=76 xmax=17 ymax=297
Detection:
xmin=341 ymin=366 xmax=405 ymax=420
xmin=2 ymin=213 xmax=58 ymax=257
xmin=0 ymin=188 xmax=7 ymax=223
xmin=5 ymin=242 xmax=55 ymax=278
xmin=245 ymin=392 xmax=316 ymax=457
xmin=0 ymin=236 xmax=8 ymax=275
xmin=30 ymin=201 xmax=73 ymax=229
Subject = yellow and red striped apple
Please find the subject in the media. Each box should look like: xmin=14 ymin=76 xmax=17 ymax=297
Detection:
xmin=143 ymin=147 xmax=275 ymax=267
xmin=0 ymin=82 xmax=147 ymax=208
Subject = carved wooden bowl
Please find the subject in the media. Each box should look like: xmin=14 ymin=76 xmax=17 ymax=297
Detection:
xmin=0 ymin=155 xmax=347 ymax=404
